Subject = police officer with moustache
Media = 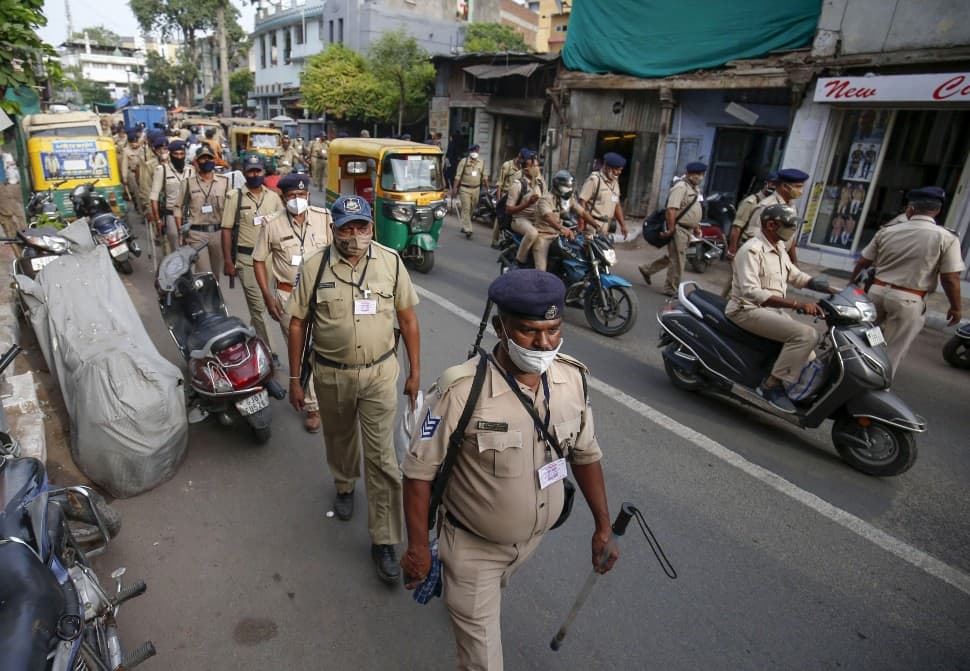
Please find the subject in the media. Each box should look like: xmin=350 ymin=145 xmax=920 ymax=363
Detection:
xmin=492 ymin=148 xmax=529 ymax=248
xmin=452 ymin=144 xmax=489 ymax=239
xmin=728 ymin=168 xmax=809 ymax=264
xmin=276 ymin=135 xmax=304 ymax=177
xmin=174 ymin=146 xmax=229 ymax=279
xmin=577 ymin=152 xmax=629 ymax=238
xmin=851 ymin=187 xmax=964 ymax=374
xmin=639 ymin=162 xmax=706 ymax=296
xmin=253 ymin=174 xmax=332 ymax=433
xmin=720 ymin=172 xmax=777 ymax=296
xmin=221 ymin=155 xmax=285 ymax=359
xmin=285 ymin=195 xmax=421 ymax=584
xmin=506 ymin=154 xmax=546 ymax=269
xmin=150 ymin=140 xmax=195 ymax=255
xmin=400 ymin=270 xmax=617 ymax=671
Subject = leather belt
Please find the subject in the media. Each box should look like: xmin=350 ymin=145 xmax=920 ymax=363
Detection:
xmin=190 ymin=224 xmax=220 ymax=233
xmin=445 ymin=511 xmax=477 ymax=537
xmin=460 ymin=184 xmax=481 ymax=189
xmin=237 ymin=245 xmax=254 ymax=256
xmin=315 ymin=348 xmax=394 ymax=371
xmin=872 ymin=278 xmax=926 ymax=298
xmin=276 ymin=281 xmax=294 ymax=293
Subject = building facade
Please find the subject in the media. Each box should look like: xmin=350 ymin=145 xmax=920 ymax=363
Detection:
xmin=534 ymin=0 xmax=568 ymax=53
xmin=59 ymin=36 xmax=147 ymax=101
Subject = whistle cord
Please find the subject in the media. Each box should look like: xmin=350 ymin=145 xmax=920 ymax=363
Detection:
xmin=630 ymin=505 xmax=678 ymax=580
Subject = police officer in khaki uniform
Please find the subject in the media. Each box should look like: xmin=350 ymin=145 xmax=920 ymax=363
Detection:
xmin=276 ymin=135 xmax=304 ymax=177
xmin=639 ymin=162 xmax=706 ymax=296
xmin=577 ymin=152 xmax=629 ymax=238
xmin=506 ymin=154 xmax=546 ymax=268
xmin=307 ymin=133 xmax=328 ymax=190
xmin=174 ymin=146 xmax=229 ymax=279
xmin=492 ymin=148 xmax=529 ymax=247
xmin=400 ymin=270 xmax=618 ymax=671
xmin=285 ymin=195 xmax=421 ymax=584
xmin=852 ymin=187 xmax=964 ymax=374
xmin=727 ymin=204 xmax=827 ymax=414
xmin=221 ymin=155 xmax=285 ymax=357
xmin=150 ymin=140 xmax=195 ymax=255
xmin=451 ymin=144 xmax=489 ymax=239
xmin=120 ymin=130 xmax=143 ymax=213
xmin=253 ymin=173 xmax=332 ymax=433
xmin=719 ymin=172 xmax=777 ymax=296
xmin=531 ymin=169 xmax=597 ymax=272
xmin=728 ymin=168 xmax=808 ymax=265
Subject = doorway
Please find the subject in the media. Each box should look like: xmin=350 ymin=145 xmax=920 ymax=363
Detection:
xmin=594 ymin=130 xmax=635 ymax=198
xmin=708 ymin=128 xmax=786 ymax=204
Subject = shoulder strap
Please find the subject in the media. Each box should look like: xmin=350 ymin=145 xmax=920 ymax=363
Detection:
xmin=427 ymin=353 xmax=489 ymax=529
xmin=233 ymin=188 xmax=243 ymax=229
xmin=514 ymin=177 xmax=529 ymax=207
xmin=674 ymin=193 xmax=698 ymax=225
xmin=299 ymin=247 xmax=332 ymax=390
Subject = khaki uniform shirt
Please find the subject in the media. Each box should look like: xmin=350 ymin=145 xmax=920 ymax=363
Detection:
xmin=455 ymin=157 xmax=486 ymax=189
xmin=497 ymin=159 xmax=520 ymax=195
xmin=885 ymin=213 xmax=908 ymax=227
xmin=861 ymin=214 xmax=965 ymax=292
xmin=138 ymin=155 xmax=160 ymax=203
xmin=507 ymin=176 xmax=546 ymax=224
xmin=535 ymin=192 xmax=581 ymax=234
xmin=666 ymin=179 xmax=703 ymax=229
xmin=727 ymin=232 xmax=812 ymax=312
xmin=253 ymin=206 xmax=333 ymax=286
xmin=732 ymin=188 xmax=771 ymax=231
xmin=121 ymin=145 xmax=141 ymax=189
xmin=277 ymin=147 xmax=303 ymax=174
xmin=402 ymin=354 xmax=602 ymax=545
xmin=175 ymin=174 xmax=230 ymax=228
xmin=150 ymin=162 xmax=195 ymax=214
xmin=308 ymin=139 xmax=328 ymax=160
xmin=284 ymin=242 xmax=419 ymax=365
xmin=578 ymin=171 xmax=620 ymax=223
xmin=221 ymin=186 xmax=285 ymax=250
xmin=744 ymin=192 xmax=786 ymax=241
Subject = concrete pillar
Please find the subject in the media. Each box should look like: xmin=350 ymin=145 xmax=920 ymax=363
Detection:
xmin=648 ymin=87 xmax=675 ymax=214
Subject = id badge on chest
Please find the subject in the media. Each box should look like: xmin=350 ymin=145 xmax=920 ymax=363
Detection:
xmin=537 ymin=458 xmax=567 ymax=489
xmin=201 ymin=204 xmax=214 ymax=214
xmin=354 ymin=299 xmax=378 ymax=315
xmin=254 ymin=215 xmax=267 ymax=226
xmin=290 ymin=254 xmax=302 ymax=266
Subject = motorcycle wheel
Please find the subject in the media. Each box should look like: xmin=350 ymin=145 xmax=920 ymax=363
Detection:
xmin=583 ymin=285 xmax=638 ymax=337
xmin=410 ymin=249 xmax=435 ymax=274
xmin=663 ymin=344 xmax=703 ymax=392
xmin=118 ymin=259 xmax=134 ymax=275
xmin=831 ymin=415 xmax=917 ymax=477
xmin=689 ymin=255 xmax=710 ymax=274
xmin=942 ymin=336 xmax=970 ymax=369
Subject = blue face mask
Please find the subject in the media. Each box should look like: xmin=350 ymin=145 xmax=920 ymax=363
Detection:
xmin=245 ymin=175 xmax=264 ymax=189
xmin=198 ymin=160 xmax=216 ymax=173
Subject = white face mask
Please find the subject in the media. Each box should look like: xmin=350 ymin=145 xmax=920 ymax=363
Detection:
xmin=469 ymin=152 xmax=479 ymax=159
xmin=502 ymin=323 xmax=562 ymax=374
xmin=286 ymin=197 xmax=309 ymax=215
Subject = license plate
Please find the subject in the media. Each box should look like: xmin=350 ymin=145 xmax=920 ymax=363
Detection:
xmin=235 ymin=390 xmax=269 ymax=416
xmin=109 ymin=242 xmax=129 ymax=258
xmin=865 ymin=326 xmax=886 ymax=347
xmin=30 ymin=255 xmax=58 ymax=271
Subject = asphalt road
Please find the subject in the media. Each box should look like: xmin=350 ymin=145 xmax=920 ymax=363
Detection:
xmin=95 ymin=210 xmax=970 ymax=670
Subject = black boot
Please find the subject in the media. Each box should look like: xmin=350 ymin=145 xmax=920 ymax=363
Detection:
xmin=334 ymin=490 xmax=354 ymax=521
xmin=371 ymin=544 xmax=401 ymax=584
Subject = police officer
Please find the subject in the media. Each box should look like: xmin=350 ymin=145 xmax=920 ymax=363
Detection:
xmin=120 ymin=129 xmax=143 ymax=213
xmin=851 ymin=187 xmax=964 ymax=373
xmin=285 ymin=195 xmax=421 ymax=584
xmin=577 ymin=152 xmax=629 ymax=238
xmin=506 ymin=153 xmax=546 ymax=268
xmin=276 ymin=135 xmax=304 ymax=177
xmin=719 ymin=172 xmax=778 ymax=296
xmin=221 ymin=155 xmax=285 ymax=357
xmin=451 ymin=144 xmax=489 ymax=239
xmin=253 ymin=173 xmax=331 ymax=433
xmin=727 ymin=204 xmax=826 ymax=413
xmin=531 ymin=169 xmax=596 ymax=271
xmin=492 ymin=148 xmax=529 ymax=247
xmin=307 ymin=132 xmax=329 ymax=191
xmin=400 ymin=269 xmax=618 ymax=671
xmin=729 ymin=168 xmax=809 ymax=264
xmin=150 ymin=140 xmax=195 ymax=254
xmin=639 ymin=162 xmax=706 ymax=296
xmin=174 ymin=146 xmax=229 ymax=279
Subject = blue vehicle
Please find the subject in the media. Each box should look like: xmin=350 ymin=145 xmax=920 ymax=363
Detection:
xmin=497 ymin=226 xmax=638 ymax=336
xmin=122 ymin=105 xmax=168 ymax=133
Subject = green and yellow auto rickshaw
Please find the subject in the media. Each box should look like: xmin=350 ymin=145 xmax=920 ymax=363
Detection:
xmin=228 ymin=125 xmax=283 ymax=170
xmin=326 ymin=138 xmax=446 ymax=273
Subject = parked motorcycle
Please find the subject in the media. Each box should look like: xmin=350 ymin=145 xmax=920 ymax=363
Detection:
xmin=0 ymin=345 xmax=156 ymax=671
xmin=657 ymin=281 xmax=924 ymax=476
xmin=497 ymin=225 xmax=639 ymax=336
xmin=702 ymin=192 xmax=736 ymax=234
xmin=0 ymin=227 xmax=73 ymax=280
xmin=472 ymin=185 xmax=498 ymax=225
xmin=942 ymin=322 xmax=970 ymax=369
xmin=156 ymin=243 xmax=285 ymax=443
xmin=26 ymin=179 xmax=68 ymax=228
xmin=686 ymin=223 xmax=726 ymax=274
xmin=69 ymin=182 xmax=141 ymax=274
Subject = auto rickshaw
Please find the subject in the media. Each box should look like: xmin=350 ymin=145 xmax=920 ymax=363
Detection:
xmin=229 ymin=125 xmax=283 ymax=171
xmin=20 ymin=111 xmax=127 ymax=222
xmin=326 ymin=138 xmax=446 ymax=273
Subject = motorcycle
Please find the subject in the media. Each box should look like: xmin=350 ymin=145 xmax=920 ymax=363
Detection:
xmin=657 ymin=281 xmax=924 ymax=476
xmin=497 ymin=224 xmax=639 ymax=337
xmin=685 ymin=192 xmax=734 ymax=274
xmin=472 ymin=185 xmax=498 ymax=225
xmin=702 ymin=192 xmax=736 ymax=235
xmin=69 ymin=182 xmax=142 ymax=274
xmin=1 ymin=227 xmax=73 ymax=280
xmin=942 ymin=322 xmax=970 ymax=369
xmin=156 ymin=243 xmax=285 ymax=443
xmin=0 ymin=344 xmax=156 ymax=671
xmin=26 ymin=179 xmax=68 ymax=228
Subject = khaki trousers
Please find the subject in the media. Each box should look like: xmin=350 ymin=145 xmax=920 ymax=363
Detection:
xmin=311 ymin=158 xmax=326 ymax=190
xmin=275 ymin=288 xmax=318 ymax=413
xmin=312 ymin=356 xmax=403 ymax=545
xmin=728 ymin=306 xmax=818 ymax=384
xmin=642 ymin=226 xmax=692 ymax=293
xmin=530 ymin=232 xmax=558 ymax=272
xmin=184 ymin=227 xmax=223 ymax=281
xmin=161 ymin=214 xmax=179 ymax=256
xmin=459 ymin=186 xmax=478 ymax=233
xmin=869 ymin=284 xmax=926 ymax=374
xmin=439 ymin=520 xmax=544 ymax=671
xmin=234 ymin=255 xmax=273 ymax=355
xmin=511 ymin=216 xmax=538 ymax=264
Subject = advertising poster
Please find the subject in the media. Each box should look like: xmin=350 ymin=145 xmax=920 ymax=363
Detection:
xmin=842 ymin=140 xmax=882 ymax=182
xmin=41 ymin=141 xmax=111 ymax=181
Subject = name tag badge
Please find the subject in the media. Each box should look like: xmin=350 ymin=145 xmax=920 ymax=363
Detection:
xmin=200 ymin=204 xmax=214 ymax=214
xmin=611 ymin=194 xmax=619 ymax=203
xmin=471 ymin=171 xmax=478 ymax=177
xmin=538 ymin=458 xmax=567 ymax=490
xmin=254 ymin=215 xmax=267 ymax=226
xmin=354 ymin=299 xmax=378 ymax=315
xmin=290 ymin=254 xmax=302 ymax=266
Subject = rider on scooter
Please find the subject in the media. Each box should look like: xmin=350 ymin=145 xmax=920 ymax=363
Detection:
xmin=726 ymin=204 xmax=826 ymax=413
xmin=530 ymin=170 xmax=599 ymax=271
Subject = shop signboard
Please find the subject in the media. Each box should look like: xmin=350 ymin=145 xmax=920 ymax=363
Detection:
xmin=814 ymin=73 xmax=970 ymax=104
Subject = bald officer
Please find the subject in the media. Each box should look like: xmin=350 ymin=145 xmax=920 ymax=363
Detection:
xmin=285 ymin=195 xmax=421 ymax=584
xmin=728 ymin=168 xmax=809 ymax=264
xmin=578 ymin=152 xmax=629 ymax=237
xmin=253 ymin=173 xmax=332 ymax=433
xmin=400 ymin=270 xmax=617 ymax=671
xmin=639 ymin=162 xmax=706 ymax=296
xmin=852 ymin=187 xmax=964 ymax=373
xmin=452 ymin=144 xmax=489 ymax=239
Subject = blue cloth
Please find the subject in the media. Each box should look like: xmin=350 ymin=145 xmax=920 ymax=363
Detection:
xmin=469 ymin=144 xmax=480 ymax=151
xmin=766 ymin=171 xmax=778 ymax=182
xmin=776 ymin=168 xmax=809 ymax=182
xmin=685 ymin=161 xmax=707 ymax=173
xmin=603 ymin=152 xmax=626 ymax=168
xmin=907 ymin=186 xmax=945 ymax=203
xmin=413 ymin=538 xmax=442 ymax=605
xmin=278 ymin=173 xmax=310 ymax=193
xmin=488 ymin=269 xmax=566 ymax=321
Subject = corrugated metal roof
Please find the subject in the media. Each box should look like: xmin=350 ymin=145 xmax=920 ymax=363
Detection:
xmin=463 ymin=63 xmax=541 ymax=79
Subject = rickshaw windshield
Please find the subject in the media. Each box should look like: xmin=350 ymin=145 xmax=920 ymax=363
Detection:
xmin=380 ymin=154 xmax=442 ymax=192
xmin=30 ymin=125 xmax=101 ymax=138
xmin=251 ymin=133 xmax=280 ymax=149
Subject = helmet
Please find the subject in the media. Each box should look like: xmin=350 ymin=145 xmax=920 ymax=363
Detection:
xmin=761 ymin=203 xmax=799 ymax=228
xmin=552 ymin=170 xmax=575 ymax=199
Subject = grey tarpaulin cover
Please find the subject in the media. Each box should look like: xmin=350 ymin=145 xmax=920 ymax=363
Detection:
xmin=17 ymin=221 xmax=187 ymax=497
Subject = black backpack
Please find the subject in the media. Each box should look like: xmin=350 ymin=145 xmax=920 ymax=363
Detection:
xmin=641 ymin=193 xmax=699 ymax=248
xmin=495 ymin=177 xmax=529 ymax=230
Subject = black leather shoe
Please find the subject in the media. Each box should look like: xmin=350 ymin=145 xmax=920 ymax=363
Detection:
xmin=334 ymin=491 xmax=354 ymax=521
xmin=371 ymin=544 xmax=400 ymax=584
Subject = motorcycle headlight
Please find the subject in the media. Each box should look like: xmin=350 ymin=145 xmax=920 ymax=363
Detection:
xmin=433 ymin=204 xmax=448 ymax=220
xmin=601 ymin=248 xmax=617 ymax=266
xmin=856 ymin=301 xmax=877 ymax=323
xmin=40 ymin=235 xmax=70 ymax=254
xmin=384 ymin=202 xmax=415 ymax=223
xmin=832 ymin=304 xmax=862 ymax=321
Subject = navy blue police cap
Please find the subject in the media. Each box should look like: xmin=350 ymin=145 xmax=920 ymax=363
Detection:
xmin=278 ymin=173 xmax=309 ymax=193
xmin=603 ymin=152 xmax=626 ymax=169
xmin=766 ymin=171 xmax=778 ymax=182
xmin=776 ymin=168 xmax=809 ymax=182
xmin=685 ymin=161 xmax=707 ymax=173
xmin=243 ymin=154 xmax=265 ymax=171
xmin=469 ymin=144 xmax=480 ymax=151
xmin=152 ymin=136 xmax=168 ymax=149
xmin=519 ymin=147 xmax=534 ymax=159
xmin=168 ymin=140 xmax=186 ymax=152
xmin=126 ymin=129 xmax=139 ymax=141
xmin=488 ymin=270 xmax=566 ymax=321
xmin=906 ymin=186 xmax=945 ymax=204
xmin=331 ymin=194 xmax=373 ymax=227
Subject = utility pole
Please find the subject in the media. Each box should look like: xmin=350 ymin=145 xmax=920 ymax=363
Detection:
xmin=216 ymin=0 xmax=232 ymax=116
xmin=65 ymin=0 xmax=73 ymax=42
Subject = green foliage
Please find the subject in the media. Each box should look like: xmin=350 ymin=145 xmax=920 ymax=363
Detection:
xmin=464 ymin=22 xmax=531 ymax=53
xmin=0 ymin=0 xmax=61 ymax=114
xmin=209 ymin=69 xmax=255 ymax=106
xmin=141 ymin=50 xmax=198 ymax=106
xmin=70 ymin=25 xmax=122 ymax=46
xmin=302 ymin=44 xmax=385 ymax=121
xmin=368 ymin=29 xmax=435 ymax=133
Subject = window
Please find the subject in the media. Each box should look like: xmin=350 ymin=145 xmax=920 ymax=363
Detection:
xmin=270 ymin=32 xmax=278 ymax=66
xmin=338 ymin=18 xmax=344 ymax=44
xmin=284 ymin=28 xmax=292 ymax=64
xmin=381 ymin=154 xmax=443 ymax=192
xmin=295 ymin=23 xmax=304 ymax=46
xmin=329 ymin=20 xmax=334 ymax=44
xmin=318 ymin=18 xmax=325 ymax=41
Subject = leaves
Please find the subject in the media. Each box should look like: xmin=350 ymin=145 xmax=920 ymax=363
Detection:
xmin=464 ymin=22 xmax=532 ymax=53
xmin=209 ymin=69 xmax=255 ymax=106
xmin=0 ymin=0 xmax=60 ymax=112
xmin=71 ymin=25 xmax=122 ymax=46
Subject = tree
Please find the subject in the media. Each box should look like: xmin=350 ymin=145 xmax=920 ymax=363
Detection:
xmin=464 ymin=22 xmax=531 ymax=53
xmin=302 ymin=44 xmax=385 ymax=122
xmin=0 ymin=0 xmax=61 ymax=114
xmin=141 ymin=50 xmax=197 ymax=106
xmin=367 ymin=29 xmax=435 ymax=134
xmin=209 ymin=69 xmax=255 ymax=106
xmin=70 ymin=25 xmax=122 ymax=46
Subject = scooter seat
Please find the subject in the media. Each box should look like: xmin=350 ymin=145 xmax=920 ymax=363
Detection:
xmin=688 ymin=289 xmax=782 ymax=355
xmin=0 ymin=541 xmax=66 ymax=671
xmin=187 ymin=313 xmax=249 ymax=354
xmin=18 ymin=227 xmax=61 ymax=240
xmin=0 ymin=458 xmax=45 ymax=542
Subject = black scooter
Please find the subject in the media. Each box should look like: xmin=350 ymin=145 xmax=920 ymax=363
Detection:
xmin=942 ymin=322 xmax=970 ymax=369
xmin=657 ymin=281 xmax=925 ymax=476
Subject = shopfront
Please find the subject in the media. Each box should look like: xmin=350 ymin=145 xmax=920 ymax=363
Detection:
xmin=797 ymin=72 xmax=970 ymax=278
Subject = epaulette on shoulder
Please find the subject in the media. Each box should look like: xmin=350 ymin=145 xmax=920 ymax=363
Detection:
xmin=555 ymin=352 xmax=589 ymax=375
xmin=308 ymin=205 xmax=327 ymax=214
xmin=435 ymin=358 xmax=480 ymax=395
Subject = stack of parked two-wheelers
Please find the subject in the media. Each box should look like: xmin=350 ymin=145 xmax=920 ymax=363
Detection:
xmin=69 ymin=181 xmax=141 ymax=274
